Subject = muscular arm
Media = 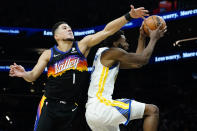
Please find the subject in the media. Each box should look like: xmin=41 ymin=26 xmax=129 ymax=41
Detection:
xmin=117 ymin=26 xmax=146 ymax=68
xmin=79 ymin=16 xmax=127 ymax=50
xmin=24 ymin=50 xmax=50 ymax=82
xmin=102 ymin=26 xmax=166 ymax=69
xmin=136 ymin=31 xmax=146 ymax=54
xmin=9 ymin=50 xmax=51 ymax=82
xmin=78 ymin=5 xmax=149 ymax=53
xmin=118 ymin=25 xmax=166 ymax=69
xmin=102 ymin=38 xmax=157 ymax=69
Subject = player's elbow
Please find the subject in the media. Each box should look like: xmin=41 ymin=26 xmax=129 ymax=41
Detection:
xmin=31 ymin=75 xmax=38 ymax=82
xmin=24 ymin=76 xmax=35 ymax=83
xmin=25 ymin=71 xmax=37 ymax=82
xmin=140 ymin=57 xmax=149 ymax=66
xmin=30 ymin=77 xmax=36 ymax=82
xmin=127 ymin=62 xmax=145 ymax=69
xmin=25 ymin=79 xmax=34 ymax=83
xmin=132 ymin=64 xmax=143 ymax=68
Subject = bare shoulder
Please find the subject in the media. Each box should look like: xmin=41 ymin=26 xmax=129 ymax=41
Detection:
xmin=109 ymin=47 xmax=127 ymax=53
xmin=78 ymin=35 xmax=92 ymax=47
xmin=42 ymin=49 xmax=51 ymax=56
xmin=76 ymin=40 xmax=88 ymax=55
xmin=40 ymin=49 xmax=51 ymax=61
xmin=102 ymin=47 xmax=127 ymax=60
xmin=100 ymin=47 xmax=128 ymax=67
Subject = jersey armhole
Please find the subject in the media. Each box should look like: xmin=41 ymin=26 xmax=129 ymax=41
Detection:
xmin=109 ymin=63 xmax=119 ymax=70
xmin=48 ymin=47 xmax=53 ymax=63
xmin=100 ymin=49 xmax=119 ymax=70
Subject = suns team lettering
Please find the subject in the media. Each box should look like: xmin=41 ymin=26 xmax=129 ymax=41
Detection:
xmin=47 ymin=55 xmax=88 ymax=77
xmin=55 ymin=58 xmax=79 ymax=74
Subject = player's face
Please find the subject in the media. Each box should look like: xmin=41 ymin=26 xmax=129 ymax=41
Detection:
xmin=55 ymin=24 xmax=74 ymax=41
xmin=117 ymin=35 xmax=129 ymax=51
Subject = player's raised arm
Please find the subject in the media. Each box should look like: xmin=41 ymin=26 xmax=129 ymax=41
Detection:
xmin=102 ymin=25 xmax=166 ymax=69
xmin=79 ymin=5 xmax=149 ymax=49
xmin=136 ymin=23 xmax=147 ymax=54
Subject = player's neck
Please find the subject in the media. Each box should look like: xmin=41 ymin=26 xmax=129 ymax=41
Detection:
xmin=57 ymin=41 xmax=73 ymax=52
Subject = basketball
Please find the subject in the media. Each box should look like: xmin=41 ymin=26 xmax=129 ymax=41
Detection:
xmin=142 ymin=15 xmax=166 ymax=36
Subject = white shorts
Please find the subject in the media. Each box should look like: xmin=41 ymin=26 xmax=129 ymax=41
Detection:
xmin=85 ymin=98 xmax=145 ymax=131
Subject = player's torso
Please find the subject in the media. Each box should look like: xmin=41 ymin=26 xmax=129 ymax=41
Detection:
xmin=88 ymin=47 xmax=119 ymax=100
xmin=45 ymin=41 xmax=89 ymax=101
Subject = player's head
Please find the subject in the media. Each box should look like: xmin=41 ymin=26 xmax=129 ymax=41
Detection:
xmin=103 ymin=30 xmax=129 ymax=51
xmin=52 ymin=21 xmax=74 ymax=42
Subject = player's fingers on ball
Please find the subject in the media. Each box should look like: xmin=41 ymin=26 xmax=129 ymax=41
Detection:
xmin=158 ymin=24 xmax=162 ymax=29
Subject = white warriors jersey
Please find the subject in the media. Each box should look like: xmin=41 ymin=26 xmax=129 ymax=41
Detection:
xmin=88 ymin=47 xmax=120 ymax=100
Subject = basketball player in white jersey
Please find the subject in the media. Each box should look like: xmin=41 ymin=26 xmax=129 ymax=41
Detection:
xmin=85 ymin=24 xmax=167 ymax=131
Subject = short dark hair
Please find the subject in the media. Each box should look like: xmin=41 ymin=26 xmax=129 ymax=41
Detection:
xmin=102 ymin=30 xmax=124 ymax=47
xmin=52 ymin=21 xmax=68 ymax=36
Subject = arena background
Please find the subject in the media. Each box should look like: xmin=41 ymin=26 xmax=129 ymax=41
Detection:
xmin=0 ymin=0 xmax=197 ymax=130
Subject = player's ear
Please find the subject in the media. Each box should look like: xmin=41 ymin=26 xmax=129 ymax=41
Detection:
xmin=54 ymin=34 xmax=59 ymax=40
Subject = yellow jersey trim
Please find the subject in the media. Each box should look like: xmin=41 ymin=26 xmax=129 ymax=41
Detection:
xmin=96 ymin=66 xmax=129 ymax=109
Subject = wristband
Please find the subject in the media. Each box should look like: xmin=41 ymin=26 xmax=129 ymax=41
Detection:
xmin=124 ymin=12 xmax=133 ymax=21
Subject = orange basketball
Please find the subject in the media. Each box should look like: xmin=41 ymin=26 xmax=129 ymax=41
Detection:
xmin=142 ymin=15 xmax=166 ymax=36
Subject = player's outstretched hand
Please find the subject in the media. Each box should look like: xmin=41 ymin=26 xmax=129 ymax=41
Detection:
xmin=129 ymin=5 xmax=149 ymax=19
xmin=9 ymin=63 xmax=26 ymax=77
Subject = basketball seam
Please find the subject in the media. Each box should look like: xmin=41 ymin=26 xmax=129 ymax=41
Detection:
xmin=156 ymin=16 xmax=161 ymax=27
xmin=152 ymin=16 xmax=157 ymax=29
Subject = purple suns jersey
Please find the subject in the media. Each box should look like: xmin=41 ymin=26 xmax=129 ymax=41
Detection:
xmin=45 ymin=42 xmax=89 ymax=101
